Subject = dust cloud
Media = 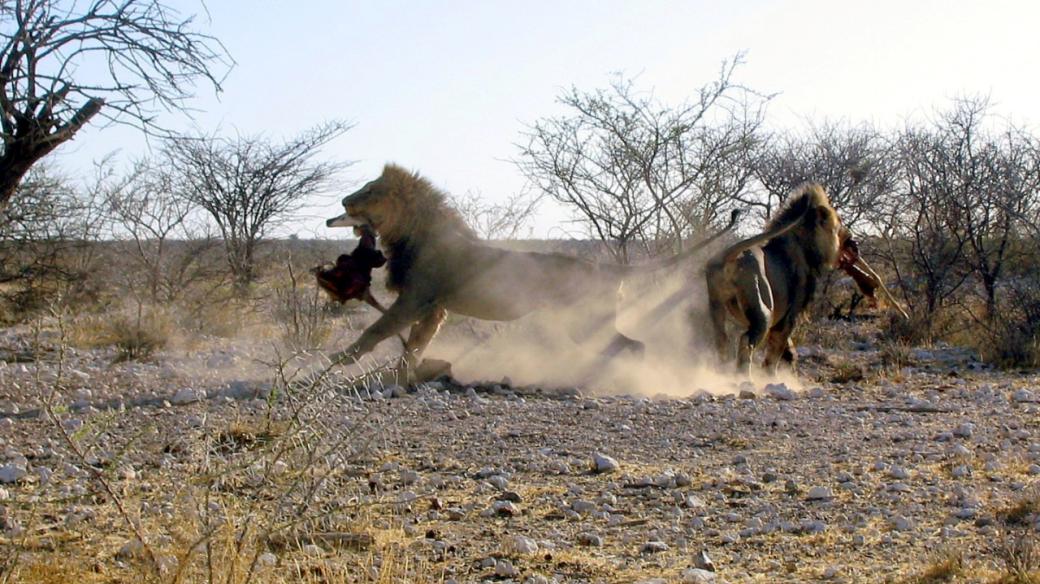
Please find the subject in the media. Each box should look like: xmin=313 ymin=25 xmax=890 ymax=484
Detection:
xmin=422 ymin=267 xmax=800 ymax=397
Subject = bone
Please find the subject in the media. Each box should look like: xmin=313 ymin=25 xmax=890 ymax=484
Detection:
xmin=852 ymin=256 xmax=909 ymax=320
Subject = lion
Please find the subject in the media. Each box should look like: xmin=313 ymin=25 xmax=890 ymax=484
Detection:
xmin=705 ymin=183 xmax=850 ymax=376
xmin=326 ymin=163 xmax=738 ymax=374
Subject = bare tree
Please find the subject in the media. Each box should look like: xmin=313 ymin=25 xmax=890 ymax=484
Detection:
xmin=885 ymin=123 xmax=974 ymax=318
xmin=0 ymin=163 xmax=108 ymax=314
xmin=752 ymin=120 xmax=897 ymax=231
xmin=516 ymin=55 xmax=770 ymax=263
xmin=0 ymin=0 xmax=232 ymax=212
xmin=164 ymin=121 xmax=352 ymax=289
xmin=105 ymin=157 xmax=220 ymax=303
xmin=943 ymin=100 xmax=1040 ymax=320
xmin=450 ymin=189 xmax=540 ymax=240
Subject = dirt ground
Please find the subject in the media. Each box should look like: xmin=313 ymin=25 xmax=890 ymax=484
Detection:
xmin=1 ymin=312 xmax=1039 ymax=584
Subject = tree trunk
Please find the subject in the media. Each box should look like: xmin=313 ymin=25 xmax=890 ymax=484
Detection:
xmin=0 ymin=98 xmax=103 ymax=212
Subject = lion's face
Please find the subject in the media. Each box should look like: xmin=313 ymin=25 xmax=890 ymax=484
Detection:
xmin=814 ymin=205 xmax=845 ymax=269
xmin=326 ymin=177 xmax=400 ymax=235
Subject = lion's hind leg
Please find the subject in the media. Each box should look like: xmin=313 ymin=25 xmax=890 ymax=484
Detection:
xmin=734 ymin=272 xmax=771 ymax=377
xmin=762 ymin=330 xmax=794 ymax=376
xmin=563 ymin=298 xmax=644 ymax=361
xmin=602 ymin=333 xmax=645 ymax=360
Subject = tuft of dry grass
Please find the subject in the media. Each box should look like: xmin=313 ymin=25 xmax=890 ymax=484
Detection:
xmin=70 ymin=305 xmax=174 ymax=362
xmin=998 ymin=494 xmax=1040 ymax=527
xmin=991 ymin=532 xmax=1040 ymax=584
xmin=899 ymin=549 xmax=965 ymax=584
xmin=829 ymin=358 xmax=866 ymax=384
xmin=272 ymin=260 xmax=332 ymax=351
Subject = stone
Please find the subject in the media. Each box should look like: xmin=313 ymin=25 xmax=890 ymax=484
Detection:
xmin=492 ymin=500 xmax=520 ymax=517
xmin=694 ymin=549 xmax=716 ymax=571
xmin=764 ymin=383 xmax=797 ymax=400
xmin=592 ymin=452 xmax=619 ymax=473
xmin=116 ymin=539 xmax=145 ymax=560
xmin=0 ymin=464 xmax=26 ymax=484
xmin=641 ymin=541 xmax=669 ymax=554
xmin=571 ymin=500 xmax=596 ymax=514
xmin=1013 ymin=389 xmax=1037 ymax=403
xmin=578 ymin=532 xmax=603 ymax=546
xmin=888 ymin=466 xmax=910 ymax=480
xmin=170 ymin=388 xmax=202 ymax=405
xmin=502 ymin=534 xmax=538 ymax=554
xmin=806 ymin=486 xmax=835 ymax=501
xmin=495 ymin=559 xmax=519 ymax=578
xmin=258 ymin=552 xmax=277 ymax=567
xmin=681 ymin=568 xmax=717 ymax=583
xmin=892 ymin=515 xmax=914 ymax=531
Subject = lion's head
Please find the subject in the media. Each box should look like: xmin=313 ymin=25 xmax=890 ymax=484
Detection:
xmin=766 ymin=183 xmax=846 ymax=270
xmin=327 ymin=164 xmax=475 ymax=245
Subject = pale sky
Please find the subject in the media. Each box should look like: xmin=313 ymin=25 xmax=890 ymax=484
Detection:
xmin=51 ymin=0 xmax=1040 ymax=238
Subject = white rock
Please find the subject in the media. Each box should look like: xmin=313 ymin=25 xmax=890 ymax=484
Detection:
xmin=764 ymin=383 xmax=797 ymax=400
xmin=571 ymin=500 xmax=596 ymax=514
xmin=592 ymin=453 xmax=619 ymax=473
xmin=492 ymin=500 xmax=520 ymax=517
xmin=116 ymin=539 xmax=145 ymax=560
xmin=694 ymin=549 xmax=715 ymax=571
xmin=258 ymin=552 xmax=277 ymax=567
xmin=888 ymin=466 xmax=910 ymax=480
xmin=495 ymin=559 xmax=519 ymax=578
xmin=170 ymin=388 xmax=202 ymax=405
xmin=577 ymin=532 xmax=603 ymax=546
xmin=806 ymin=486 xmax=834 ymax=500
xmin=1013 ymin=389 xmax=1037 ymax=403
xmin=62 ymin=418 xmax=84 ymax=432
xmin=641 ymin=541 xmax=669 ymax=554
xmin=892 ymin=515 xmax=913 ymax=531
xmin=502 ymin=534 xmax=538 ymax=554
xmin=681 ymin=568 xmax=717 ymax=583
xmin=799 ymin=519 xmax=827 ymax=534
xmin=0 ymin=463 xmax=26 ymax=484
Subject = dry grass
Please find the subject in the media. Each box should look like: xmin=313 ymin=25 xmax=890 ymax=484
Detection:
xmin=998 ymin=494 xmax=1040 ymax=528
xmin=829 ymin=358 xmax=866 ymax=384
xmin=69 ymin=305 xmax=174 ymax=362
xmin=899 ymin=549 xmax=965 ymax=584
xmin=991 ymin=532 xmax=1040 ymax=584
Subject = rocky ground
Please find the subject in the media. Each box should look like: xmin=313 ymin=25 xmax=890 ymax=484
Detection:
xmin=1 ymin=320 xmax=1040 ymax=583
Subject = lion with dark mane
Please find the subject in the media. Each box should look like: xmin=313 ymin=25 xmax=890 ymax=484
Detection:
xmin=705 ymin=183 xmax=849 ymax=376
xmin=327 ymin=164 xmax=737 ymax=373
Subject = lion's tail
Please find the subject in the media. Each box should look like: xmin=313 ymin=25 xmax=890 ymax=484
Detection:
xmin=617 ymin=208 xmax=743 ymax=276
